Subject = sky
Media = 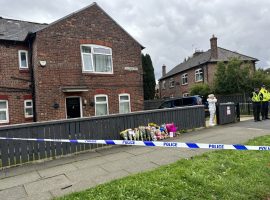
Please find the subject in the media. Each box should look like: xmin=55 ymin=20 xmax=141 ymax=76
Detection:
xmin=1 ymin=0 xmax=270 ymax=79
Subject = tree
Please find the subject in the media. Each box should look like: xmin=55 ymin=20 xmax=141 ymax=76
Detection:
xmin=142 ymin=54 xmax=156 ymax=100
xmin=190 ymin=83 xmax=211 ymax=98
xmin=213 ymin=58 xmax=253 ymax=94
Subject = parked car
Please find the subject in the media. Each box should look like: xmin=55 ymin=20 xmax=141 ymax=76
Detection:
xmin=159 ymin=95 xmax=209 ymax=116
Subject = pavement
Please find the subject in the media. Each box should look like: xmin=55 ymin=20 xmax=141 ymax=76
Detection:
xmin=0 ymin=117 xmax=269 ymax=200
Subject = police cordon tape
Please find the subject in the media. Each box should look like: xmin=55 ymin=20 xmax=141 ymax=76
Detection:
xmin=0 ymin=137 xmax=270 ymax=151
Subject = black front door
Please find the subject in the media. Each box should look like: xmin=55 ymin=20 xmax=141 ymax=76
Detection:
xmin=66 ymin=97 xmax=81 ymax=119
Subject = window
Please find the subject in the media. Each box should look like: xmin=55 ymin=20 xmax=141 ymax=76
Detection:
xmin=0 ymin=100 xmax=9 ymax=123
xmin=95 ymin=95 xmax=109 ymax=116
xmin=119 ymin=94 xmax=131 ymax=114
xmin=24 ymin=100 xmax=33 ymax=118
xmin=169 ymin=78 xmax=175 ymax=88
xmin=182 ymin=73 xmax=188 ymax=85
xmin=183 ymin=93 xmax=189 ymax=97
xmin=162 ymin=81 xmax=166 ymax=90
xmin=195 ymin=68 xmax=203 ymax=82
xmin=18 ymin=50 xmax=29 ymax=69
xmin=81 ymin=45 xmax=113 ymax=73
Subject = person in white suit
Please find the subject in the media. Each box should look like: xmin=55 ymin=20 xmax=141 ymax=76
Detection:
xmin=207 ymin=94 xmax=217 ymax=126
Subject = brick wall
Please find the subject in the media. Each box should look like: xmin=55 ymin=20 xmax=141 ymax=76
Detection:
xmin=0 ymin=42 xmax=33 ymax=125
xmin=33 ymin=4 xmax=143 ymax=121
xmin=160 ymin=64 xmax=208 ymax=98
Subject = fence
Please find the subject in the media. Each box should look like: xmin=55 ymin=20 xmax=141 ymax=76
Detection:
xmin=0 ymin=105 xmax=205 ymax=169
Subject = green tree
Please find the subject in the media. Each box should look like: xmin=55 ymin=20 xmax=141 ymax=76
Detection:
xmin=142 ymin=54 xmax=156 ymax=100
xmin=213 ymin=58 xmax=253 ymax=94
xmin=190 ymin=83 xmax=211 ymax=98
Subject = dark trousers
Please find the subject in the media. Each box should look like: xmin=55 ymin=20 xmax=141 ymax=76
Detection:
xmin=261 ymin=101 xmax=269 ymax=119
xmin=253 ymin=102 xmax=261 ymax=121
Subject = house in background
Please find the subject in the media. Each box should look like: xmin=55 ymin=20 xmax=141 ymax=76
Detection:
xmin=159 ymin=35 xmax=258 ymax=98
xmin=0 ymin=3 xmax=144 ymax=125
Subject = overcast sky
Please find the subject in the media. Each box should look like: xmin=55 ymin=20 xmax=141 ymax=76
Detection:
xmin=1 ymin=0 xmax=270 ymax=79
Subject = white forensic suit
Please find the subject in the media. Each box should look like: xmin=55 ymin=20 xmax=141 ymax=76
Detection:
xmin=207 ymin=95 xmax=217 ymax=126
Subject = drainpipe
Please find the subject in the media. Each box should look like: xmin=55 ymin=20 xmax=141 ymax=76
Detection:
xmin=27 ymin=33 xmax=37 ymax=122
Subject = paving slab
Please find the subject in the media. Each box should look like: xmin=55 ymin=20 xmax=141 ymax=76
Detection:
xmin=73 ymin=156 xmax=108 ymax=169
xmin=24 ymin=174 xmax=72 ymax=195
xmin=124 ymin=161 xmax=159 ymax=174
xmin=20 ymin=192 xmax=53 ymax=200
xmin=102 ymin=151 xmax=134 ymax=162
xmin=0 ymin=186 xmax=27 ymax=200
xmin=65 ymin=166 xmax=108 ymax=182
xmin=0 ymin=171 xmax=41 ymax=190
xmin=50 ymin=179 xmax=96 ymax=198
xmin=37 ymin=163 xmax=78 ymax=178
xmin=94 ymin=170 xmax=130 ymax=185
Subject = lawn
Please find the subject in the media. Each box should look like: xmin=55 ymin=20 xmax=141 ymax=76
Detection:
xmin=57 ymin=135 xmax=270 ymax=200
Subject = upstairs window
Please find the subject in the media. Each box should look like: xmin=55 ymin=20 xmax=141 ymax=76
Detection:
xmin=162 ymin=81 xmax=166 ymax=90
xmin=195 ymin=68 xmax=203 ymax=82
xmin=182 ymin=73 xmax=188 ymax=85
xmin=81 ymin=45 xmax=113 ymax=73
xmin=24 ymin=100 xmax=33 ymax=118
xmin=18 ymin=50 xmax=28 ymax=69
xmin=95 ymin=95 xmax=109 ymax=116
xmin=169 ymin=78 xmax=175 ymax=88
xmin=0 ymin=100 xmax=9 ymax=123
xmin=119 ymin=94 xmax=131 ymax=114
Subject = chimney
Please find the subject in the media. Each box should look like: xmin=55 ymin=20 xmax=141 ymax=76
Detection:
xmin=210 ymin=35 xmax=218 ymax=59
xmin=162 ymin=65 xmax=166 ymax=77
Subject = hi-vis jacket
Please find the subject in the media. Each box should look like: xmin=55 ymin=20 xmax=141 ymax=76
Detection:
xmin=259 ymin=88 xmax=270 ymax=102
xmin=252 ymin=92 xmax=263 ymax=102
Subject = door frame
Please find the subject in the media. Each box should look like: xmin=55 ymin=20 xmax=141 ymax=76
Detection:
xmin=65 ymin=96 xmax=83 ymax=119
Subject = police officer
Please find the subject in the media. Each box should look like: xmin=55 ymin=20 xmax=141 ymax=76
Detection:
xmin=260 ymin=84 xmax=269 ymax=120
xmin=251 ymin=87 xmax=263 ymax=122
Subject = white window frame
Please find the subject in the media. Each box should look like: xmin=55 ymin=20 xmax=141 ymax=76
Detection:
xmin=80 ymin=44 xmax=113 ymax=74
xmin=18 ymin=50 xmax=29 ymax=69
xmin=95 ymin=94 xmax=109 ymax=116
xmin=162 ymin=81 xmax=166 ymax=90
xmin=183 ymin=93 xmax=189 ymax=97
xmin=195 ymin=68 xmax=203 ymax=82
xmin=0 ymin=100 xmax=9 ymax=123
xmin=169 ymin=78 xmax=175 ymax=88
xmin=24 ymin=99 xmax=33 ymax=118
xmin=119 ymin=93 xmax=131 ymax=114
xmin=182 ymin=73 xmax=188 ymax=85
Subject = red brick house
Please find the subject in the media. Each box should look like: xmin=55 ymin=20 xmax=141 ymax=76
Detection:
xmin=159 ymin=36 xmax=258 ymax=98
xmin=0 ymin=3 xmax=144 ymax=125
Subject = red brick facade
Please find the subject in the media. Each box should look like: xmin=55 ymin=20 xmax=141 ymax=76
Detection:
xmin=0 ymin=3 xmax=144 ymax=125
xmin=159 ymin=62 xmax=255 ymax=98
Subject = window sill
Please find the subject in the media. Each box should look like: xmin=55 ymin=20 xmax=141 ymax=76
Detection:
xmin=195 ymin=80 xmax=203 ymax=83
xmin=25 ymin=117 xmax=33 ymax=121
xmin=82 ymin=72 xmax=114 ymax=77
xmin=19 ymin=69 xmax=30 ymax=73
xmin=182 ymin=83 xmax=188 ymax=86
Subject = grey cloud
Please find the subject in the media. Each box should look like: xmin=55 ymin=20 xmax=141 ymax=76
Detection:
xmin=1 ymin=0 xmax=270 ymax=79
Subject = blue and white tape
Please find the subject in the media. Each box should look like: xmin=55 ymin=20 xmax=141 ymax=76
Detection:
xmin=0 ymin=137 xmax=269 ymax=151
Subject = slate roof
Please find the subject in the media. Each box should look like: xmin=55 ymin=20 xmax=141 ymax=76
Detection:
xmin=160 ymin=47 xmax=258 ymax=80
xmin=0 ymin=17 xmax=47 ymax=41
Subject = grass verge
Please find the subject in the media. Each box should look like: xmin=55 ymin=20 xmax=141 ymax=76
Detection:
xmin=57 ymin=136 xmax=270 ymax=200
